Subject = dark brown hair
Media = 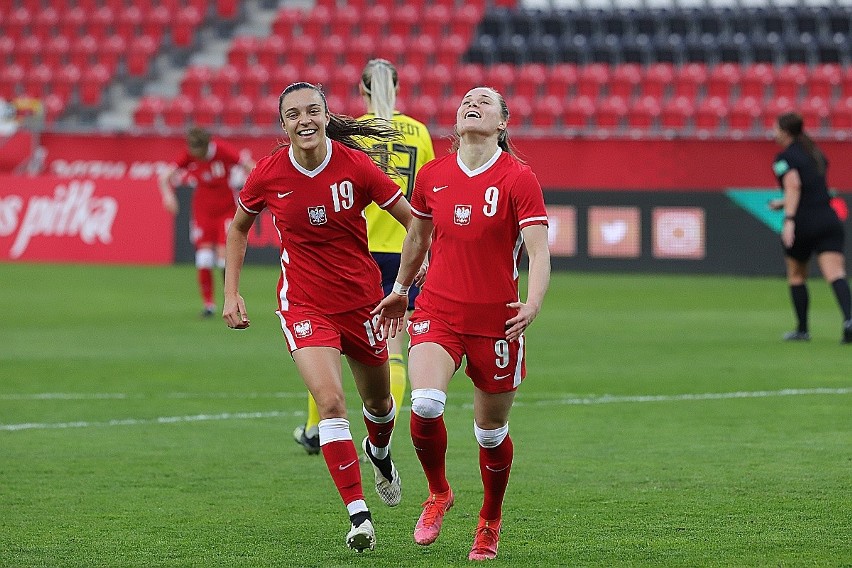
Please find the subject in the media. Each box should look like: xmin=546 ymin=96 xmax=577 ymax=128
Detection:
xmin=777 ymin=111 xmax=826 ymax=175
xmin=186 ymin=127 xmax=210 ymax=150
xmin=276 ymin=82 xmax=401 ymax=163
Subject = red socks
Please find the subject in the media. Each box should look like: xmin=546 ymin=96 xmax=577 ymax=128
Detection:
xmin=479 ymin=435 xmax=513 ymax=521
xmin=320 ymin=439 xmax=364 ymax=506
xmin=410 ymin=413 xmax=450 ymax=494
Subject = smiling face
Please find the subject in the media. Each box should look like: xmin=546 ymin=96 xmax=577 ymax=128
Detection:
xmin=457 ymin=87 xmax=507 ymax=138
xmin=279 ymin=86 xmax=329 ymax=153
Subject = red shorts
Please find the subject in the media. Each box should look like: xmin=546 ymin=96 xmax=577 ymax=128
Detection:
xmin=407 ymin=313 xmax=525 ymax=394
xmin=277 ymin=304 xmax=388 ymax=367
xmin=191 ymin=206 xmax=233 ymax=247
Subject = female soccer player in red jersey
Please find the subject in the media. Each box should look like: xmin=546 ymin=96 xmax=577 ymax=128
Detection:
xmin=222 ymin=82 xmax=413 ymax=553
xmin=373 ymin=87 xmax=551 ymax=561
xmin=159 ymin=127 xmax=255 ymax=317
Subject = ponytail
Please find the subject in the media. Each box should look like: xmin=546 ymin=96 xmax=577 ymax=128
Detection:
xmin=361 ymin=59 xmax=398 ymax=121
xmin=777 ymin=111 xmax=826 ymax=175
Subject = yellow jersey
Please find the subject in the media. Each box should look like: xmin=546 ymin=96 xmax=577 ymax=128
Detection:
xmin=358 ymin=111 xmax=435 ymax=253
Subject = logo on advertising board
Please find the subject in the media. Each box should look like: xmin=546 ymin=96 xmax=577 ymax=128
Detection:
xmin=0 ymin=175 xmax=174 ymax=264
xmin=0 ymin=180 xmax=117 ymax=259
xmin=545 ymin=205 xmax=577 ymax=257
xmin=653 ymin=208 xmax=706 ymax=259
xmin=588 ymin=206 xmax=641 ymax=258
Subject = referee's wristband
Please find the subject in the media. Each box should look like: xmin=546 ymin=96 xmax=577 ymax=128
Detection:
xmin=392 ymin=281 xmax=410 ymax=296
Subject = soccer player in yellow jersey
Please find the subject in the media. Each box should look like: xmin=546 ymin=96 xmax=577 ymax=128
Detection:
xmin=293 ymin=59 xmax=435 ymax=454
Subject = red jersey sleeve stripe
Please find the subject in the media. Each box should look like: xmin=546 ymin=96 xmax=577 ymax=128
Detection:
xmin=238 ymin=198 xmax=261 ymax=215
xmin=377 ymin=190 xmax=403 ymax=209
xmin=519 ymin=215 xmax=548 ymax=227
xmin=411 ymin=205 xmax=432 ymax=219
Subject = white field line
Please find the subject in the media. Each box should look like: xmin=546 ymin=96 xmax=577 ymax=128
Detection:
xmin=1 ymin=387 xmax=849 ymax=432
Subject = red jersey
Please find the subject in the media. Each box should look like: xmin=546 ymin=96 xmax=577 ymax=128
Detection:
xmin=176 ymin=140 xmax=243 ymax=217
xmin=239 ymin=139 xmax=403 ymax=314
xmin=410 ymin=149 xmax=548 ymax=336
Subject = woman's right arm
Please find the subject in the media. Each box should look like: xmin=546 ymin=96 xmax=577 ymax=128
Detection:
xmin=223 ymin=207 xmax=256 ymax=329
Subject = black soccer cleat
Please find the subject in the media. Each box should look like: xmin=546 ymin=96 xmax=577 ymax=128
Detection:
xmin=842 ymin=320 xmax=852 ymax=344
xmin=292 ymin=424 xmax=320 ymax=455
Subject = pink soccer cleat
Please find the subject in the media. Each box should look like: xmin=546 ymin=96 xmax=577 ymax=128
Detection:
xmin=413 ymin=489 xmax=454 ymax=545
xmin=468 ymin=517 xmax=501 ymax=561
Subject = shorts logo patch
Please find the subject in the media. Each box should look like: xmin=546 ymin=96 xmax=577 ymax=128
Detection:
xmin=308 ymin=205 xmax=327 ymax=225
xmin=411 ymin=320 xmax=430 ymax=335
xmin=293 ymin=320 xmax=313 ymax=338
xmin=454 ymin=205 xmax=472 ymax=226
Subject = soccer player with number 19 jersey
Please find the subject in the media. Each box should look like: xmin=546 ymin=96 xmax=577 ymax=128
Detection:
xmin=223 ymin=83 xmax=414 ymax=554
xmin=373 ymin=87 xmax=551 ymax=561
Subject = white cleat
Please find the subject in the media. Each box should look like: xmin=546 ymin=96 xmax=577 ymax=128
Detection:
xmin=346 ymin=518 xmax=376 ymax=552
xmin=362 ymin=436 xmax=401 ymax=507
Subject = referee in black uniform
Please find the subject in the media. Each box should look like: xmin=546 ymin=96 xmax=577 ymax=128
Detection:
xmin=769 ymin=111 xmax=852 ymax=343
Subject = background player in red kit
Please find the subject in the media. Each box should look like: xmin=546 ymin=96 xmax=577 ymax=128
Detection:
xmin=159 ymin=127 xmax=255 ymax=317
xmin=222 ymin=82 xmax=413 ymax=553
xmin=373 ymin=87 xmax=551 ymax=561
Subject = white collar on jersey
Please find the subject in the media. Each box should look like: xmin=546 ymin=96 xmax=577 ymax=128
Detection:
xmin=205 ymin=142 xmax=216 ymax=160
xmin=457 ymin=147 xmax=502 ymax=178
xmin=288 ymin=138 xmax=332 ymax=178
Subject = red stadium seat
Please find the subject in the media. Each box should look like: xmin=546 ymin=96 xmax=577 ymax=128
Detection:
xmin=270 ymin=63 xmax=300 ymax=94
xmin=0 ymin=64 xmax=24 ymax=99
xmin=116 ymin=5 xmax=143 ymax=40
xmin=330 ymin=5 xmax=358 ymax=38
xmin=627 ymin=95 xmax=661 ymax=129
xmin=216 ymin=0 xmax=239 ymax=21
xmin=531 ymin=95 xmax=564 ymax=128
xmin=544 ymin=63 xmax=578 ymax=98
xmin=324 ymin=63 xmax=360 ymax=100
xmin=774 ymin=64 xmax=807 ymax=101
xmin=694 ymin=96 xmax=728 ymax=133
xmin=249 ymin=95 xmax=281 ymax=128
xmin=43 ymin=35 xmax=71 ymax=70
xmin=79 ymin=64 xmax=111 ymax=107
xmin=173 ymin=6 xmax=202 ymax=48
xmin=449 ymin=4 xmax=483 ymax=42
xmin=841 ymin=67 xmax=852 ymax=99
xmin=660 ymin=96 xmax=695 ymax=130
xmin=577 ymin=64 xmax=609 ymax=99
xmin=407 ymin=95 xmax=438 ymax=127
xmin=484 ymin=63 xmax=516 ymax=97
xmin=256 ymin=35 xmax=287 ymax=69
xmin=515 ymin=64 xmax=547 ymax=100
xmin=437 ymin=97 xmax=459 ymax=127
xmin=435 ymin=34 xmax=467 ymax=69
xmin=53 ymin=64 xmax=82 ymax=105
xmin=421 ymin=64 xmax=452 ymax=99
xmin=800 ymin=96 xmax=830 ymax=131
xmin=142 ymin=5 xmax=170 ymax=44
xmin=95 ymin=35 xmax=124 ymax=75
xmin=222 ymin=95 xmax=253 ymax=127
xmin=89 ymin=6 xmax=115 ymax=42
xmin=193 ymin=95 xmax=224 ymax=127
xmin=707 ymin=63 xmax=741 ymax=101
xmin=806 ymin=64 xmax=841 ymax=100
xmin=640 ymin=63 xmax=674 ymax=100
xmin=316 ymin=34 xmax=345 ymax=68
xmin=42 ymin=93 xmax=67 ymax=125
xmin=32 ymin=6 xmax=59 ymax=41
xmin=388 ymin=5 xmax=418 ymax=38
xmin=829 ymin=96 xmax=852 ymax=130
xmin=594 ymin=95 xmax=628 ymax=129
xmin=241 ymin=66 xmax=270 ymax=100
xmin=739 ymin=63 xmax=774 ymax=101
xmin=290 ymin=35 xmax=318 ymax=68
xmin=374 ymin=35 xmax=407 ymax=71
xmin=728 ymin=96 xmax=762 ymax=133
xmin=407 ymin=35 xmax=436 ymax=69
xmin=452 ymin=63 xmax=486 ymax=97
xmin=228 ymin=35 xmax=258 ymax=70
xmin=762 ymin=96 xmax=796 ymax=129
xmin=0 ymin=36 xmax=14 ymax=68
xmin=5 ymin=7 xmax=33 ymax=41
xmin=127 ymin=35 xmax=158 ymax=78
xmin=162 ymin=94 xmax=195 ymax=128
xmin=421 ymin=5 xmax=450 ymax=38
xmin=342 ymin=34 xmax=375 ymax=68
xmin=23 ymin=64 xmax=53 ymax=99
xmin=14 ymin=34 xmax=42 ymax=69
xmin=58 ymin=6 xmax=87 ymax=39
xmin=361 ymin=4 xmax=390 ymax=37
xmin=301 ymin=5 xmax=330 ymax=38
xmin=181 ymin=65 xmax=212 ymax=99
xmin=563 ymin=96 xmax=595 ymax=128
xmin=507 ymin=95 xmax=533 ymax=127
xmin=272 ymin=8 xmax=302 ymax=38
xmin=70 ymin=35 xmax=98 ymax=69
xmin=609 ymin=64 xmax=642 ymax=100
xmin=134 ymin=96 xmax=166 ymax=126
xmin=303 ymin=64 xmax=330 ymax=90
xmin=210 ymin=64 xmax=240 ymax=100
xmin=673 ymin=63 xmax=707 ymax=100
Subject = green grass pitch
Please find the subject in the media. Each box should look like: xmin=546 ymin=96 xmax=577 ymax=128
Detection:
xmin=1 ymin=263 xmax=849 ymax=567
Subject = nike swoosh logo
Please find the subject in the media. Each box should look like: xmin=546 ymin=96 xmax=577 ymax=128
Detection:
xmin=432 ymin=185 xmax=448 ymax=192
xmin=374 ymin=346 xmax=386 ymax=355
xmin=339 ymin=460 xmax=358 ymax=470
xmin=485 ymin=464 xmax=510 ymax=472
xmin=277 ymin=191 xmax=293 ymax=198
xmin=493 ymin=373 xmax=511 ymax=380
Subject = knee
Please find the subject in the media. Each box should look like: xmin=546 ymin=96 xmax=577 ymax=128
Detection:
xmin=363 ymin=395 xmax=394 ymax=419
xmin=474 ymin=421 xmax=509 ymax=448
xmin=315 ymin=392 xmax=347 ymax=418
xmin=411 ymin=388 xmax=446 ymax=419
xmin=195 ymin=248 xmax=215 ymax=269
